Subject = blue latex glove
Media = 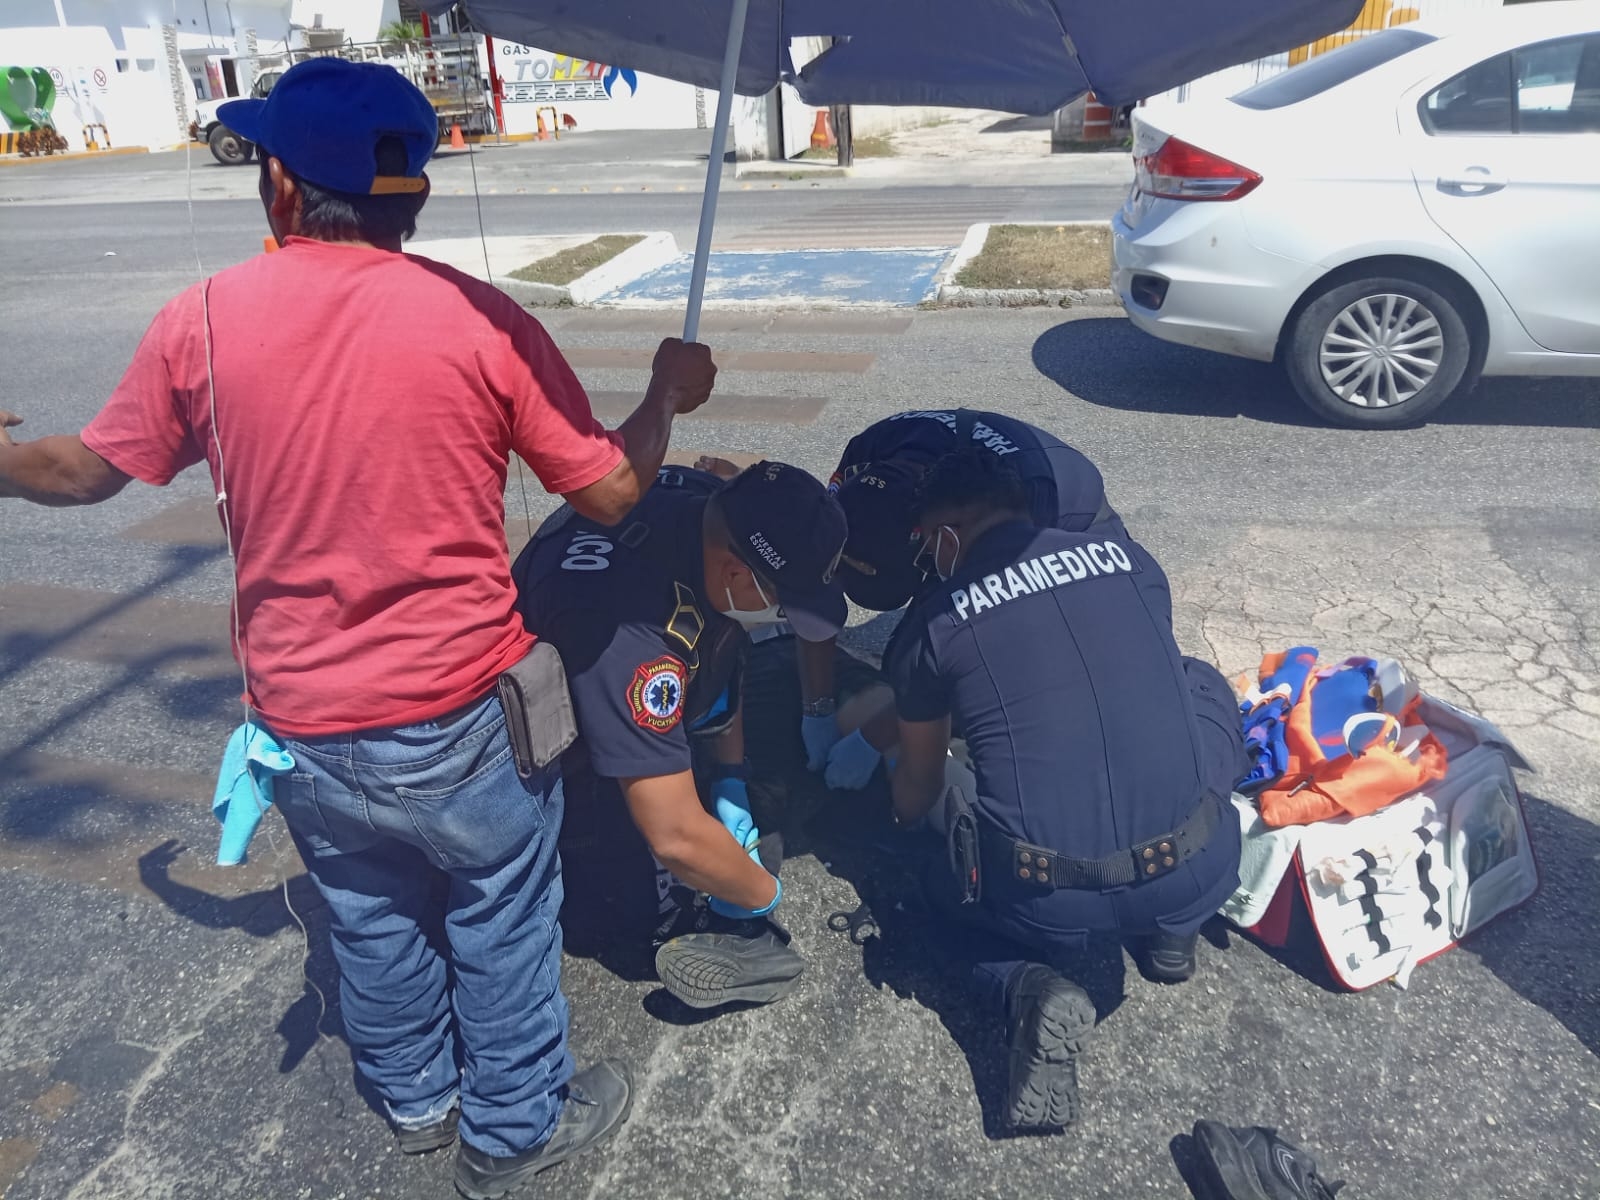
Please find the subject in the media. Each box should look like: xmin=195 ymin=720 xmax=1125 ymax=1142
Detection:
xmin=824 ymin=729 xmax=883 ymax=791
xmin=212 ymin=722 xmax=295 ymax=866
xmin=801 ymin=712 xmax=841 ymax=773
xmin=710 ymin=874 xmax=782 ymax=920
xmin=712 ymin=776 xmax=758 ymax=849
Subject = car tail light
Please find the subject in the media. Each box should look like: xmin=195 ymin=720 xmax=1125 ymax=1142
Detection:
xmin=1136 ymin=136 xmax=1262 ymax=201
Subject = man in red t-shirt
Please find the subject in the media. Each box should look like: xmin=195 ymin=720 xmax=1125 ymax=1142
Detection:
xmin=0 ymin=58 xmax=715 ymax=1196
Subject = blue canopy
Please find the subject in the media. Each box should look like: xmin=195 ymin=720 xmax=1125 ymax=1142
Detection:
xmin=432 ymin=0 xmax=1364 ymax=112
xmin=425 ymin=0 xmax=1365 ymax=339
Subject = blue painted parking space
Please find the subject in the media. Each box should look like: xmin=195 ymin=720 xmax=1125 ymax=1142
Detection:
xmin=601 ymin=248 xmax=952 ymax=307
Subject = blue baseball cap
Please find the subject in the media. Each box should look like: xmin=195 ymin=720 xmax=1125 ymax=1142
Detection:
xmin=219 ymin=57 xmax=437 ymax=195
xmin=719 ymin=462 xmax=849 ymax=642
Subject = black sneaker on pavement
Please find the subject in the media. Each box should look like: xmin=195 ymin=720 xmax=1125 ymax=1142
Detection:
xmin=1003 ymin=964 xmax=1097 ymax=1131
xmin=453 ymin=1060 xmax=633 ymax=1200
xmin=1138 ymin=930 xmax=1201 ymax=984
xmin=654 ymin=912 xmax=805 ymax=1009
xmin=395 ymin=1105 xmax=458 ymax=1155
xmin=1191 ymin=1120 xmax=1342 ymax=1200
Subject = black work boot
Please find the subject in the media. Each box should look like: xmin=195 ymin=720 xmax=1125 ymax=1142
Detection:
xmin=1191 ymin=1121 xmax=1342 ymax=1200
xmin=1137 ymin=929 xmax=1200 ymax=984
xmin=1002 ymin=964 xmax=1097 ymax=1131
xmin=395 ymin=1104 xmax=458 ymax=1154
xmin=654 ymin=910 xmax=805 ymax=1009
xmin=453 ymin=1060 xmax=633 ymax=1200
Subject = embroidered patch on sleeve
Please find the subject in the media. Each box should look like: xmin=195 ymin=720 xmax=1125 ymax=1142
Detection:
xmin=628 ymin=656 xmax=687 ymax=732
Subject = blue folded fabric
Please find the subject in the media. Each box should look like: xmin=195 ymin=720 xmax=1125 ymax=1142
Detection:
xmin=212 ymin=722 xmax=295 ymax=866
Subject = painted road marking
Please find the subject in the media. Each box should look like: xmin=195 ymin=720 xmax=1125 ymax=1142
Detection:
xmin=585 ymin=391 xmax=827 ymax=425
xmin=0 ymin=583 xmax=233 ymax=678
xmin=556 ymin=312 xmax=915 ymax=336
xmin=0 ymin=750 xmax=298 ymax=900
xmin=119 ymin=497 xmax=223 ymax=545
xmin=563 ymin=347 xmax=874 ymax=374
xmin=603 ymin=248 xmax=950 ymax=307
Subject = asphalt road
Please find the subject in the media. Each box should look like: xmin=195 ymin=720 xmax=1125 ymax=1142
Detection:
xmin=0 ymin=131 xmax=1132 ymax=250
xmin=1 ymin=173 xmax=1597 ymax=1200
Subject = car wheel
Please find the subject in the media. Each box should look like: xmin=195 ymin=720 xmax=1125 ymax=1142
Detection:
xmin=207 ymin=125 xmax=255 ymax=166
xmin=1284 ymin=274 xmax=1476 ymax=429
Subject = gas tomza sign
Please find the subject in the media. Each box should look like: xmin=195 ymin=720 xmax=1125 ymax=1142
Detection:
xmin=496 ymin=43 xmax=639 ymax=103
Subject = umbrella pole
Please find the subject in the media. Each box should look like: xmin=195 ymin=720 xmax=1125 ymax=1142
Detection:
xmin=683 ymin=0 xmax=751 ymax=343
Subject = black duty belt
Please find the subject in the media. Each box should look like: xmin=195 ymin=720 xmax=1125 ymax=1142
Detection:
xmin=988 ymin=790 xmax=1228 ymax=892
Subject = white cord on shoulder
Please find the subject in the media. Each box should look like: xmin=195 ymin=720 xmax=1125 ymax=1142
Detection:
xmin=463 ymin=128 xmax=533 ymax=534
xmin=182 ymin=21 xmax=327 ymax=1036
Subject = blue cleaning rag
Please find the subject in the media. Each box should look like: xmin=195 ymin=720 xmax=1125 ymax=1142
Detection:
xmin=212 ymin=722 xmax=295 ymax=866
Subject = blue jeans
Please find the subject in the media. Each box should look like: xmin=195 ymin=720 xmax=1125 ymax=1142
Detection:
xmin=273 ymin=694 xmax=573 ymax=1157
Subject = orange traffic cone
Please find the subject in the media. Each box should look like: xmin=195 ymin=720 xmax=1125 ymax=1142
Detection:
xmin=449 ymin=122 xmax=466 ymax=150
xmin=810 ymin=109 xmax=834 ymax=150
xmin=262 ymin=235 xmax=279 ymax=254
xmin=1081 ymin=94 xmax=1113 ymax=141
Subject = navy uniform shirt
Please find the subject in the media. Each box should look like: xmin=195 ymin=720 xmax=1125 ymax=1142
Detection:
xmin=512 ymin=470 xmax=743 ymax=781
xmin=888 ymin=520 xmax=1203 ymax=860
xmin=832 ymin=409 xmax=1120 ymax=534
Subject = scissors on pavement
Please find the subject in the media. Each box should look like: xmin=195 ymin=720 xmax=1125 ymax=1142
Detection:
xmin=827 ymin=901 xmax=879 ymax=945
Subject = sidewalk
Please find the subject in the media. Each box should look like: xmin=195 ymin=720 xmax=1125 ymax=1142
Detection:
xmin=737 ymin=109 xmax=1133 ymax=188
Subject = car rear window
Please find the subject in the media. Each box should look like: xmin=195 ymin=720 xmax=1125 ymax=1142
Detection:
xmin=1231 ymin=29 xmax=1438 ymax=110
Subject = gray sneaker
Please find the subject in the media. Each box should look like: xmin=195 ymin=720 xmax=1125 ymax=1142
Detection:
xmin=453 ymin=1060 xmax=633 ymax=1200
xmin=654 ymin=918 xmax=805 ymax=1009
xmin=1191 ymin=1121 xmax=1342 ymax=1200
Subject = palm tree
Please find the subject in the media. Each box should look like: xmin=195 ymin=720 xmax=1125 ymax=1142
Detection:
xmin=379 ymin=19 xmax=425 ymax=45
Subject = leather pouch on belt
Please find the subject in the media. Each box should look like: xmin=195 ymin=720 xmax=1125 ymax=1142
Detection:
xmin=497 ymin=640 xmax=579 ymax=790
xmin=944 ymin=784 xmax=982 ymax=905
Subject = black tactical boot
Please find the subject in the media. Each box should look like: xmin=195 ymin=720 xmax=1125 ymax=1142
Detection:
xmin=453 ymin=1061 xmax=633 ymax=1199
xmin=654 ymin=908 xmax=805 ymax=1009
xmin=1138 ymin=929 xmax=1201 ymax=984
xmin=1191 ymin=1120 xmax=1342 ymax=1200
xmin=1003 ymin=964 xmax=1097 ymax=1130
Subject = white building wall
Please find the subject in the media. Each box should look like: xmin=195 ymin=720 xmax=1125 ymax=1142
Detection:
xmin=484 ymin=41 xmax=715 ymax=135
xmin=2 ymin=0 xmax=398 ymax=151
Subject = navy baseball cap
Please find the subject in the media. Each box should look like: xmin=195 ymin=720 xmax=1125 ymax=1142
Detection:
xmin=833 ymin=459 xmax=927 ymax=612
xmin=219 ymin=57 xmax=437 ymax=195
xmin=718 ymin=462 xmax=848 ymax=642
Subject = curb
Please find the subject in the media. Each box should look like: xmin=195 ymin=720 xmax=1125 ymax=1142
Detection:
xmin=501 ymin=232 xmax=680 ymax=306
xmin=935 ymin=286 xmax=1119 ymax=308
xmin=734 ymin=159 xmax=852 ymax=181
xmin=934 ymin=220 xmax=1118 ymax=308
xmin=0 ymin=144 xmax=149 ymax=166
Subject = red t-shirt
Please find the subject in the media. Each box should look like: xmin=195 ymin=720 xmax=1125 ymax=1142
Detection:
xmin=83 ymin=237 xmax=623 ymax=737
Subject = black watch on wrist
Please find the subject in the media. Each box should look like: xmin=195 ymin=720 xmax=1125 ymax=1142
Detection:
xmin=802 ymin=697 xmax=837 ymax=717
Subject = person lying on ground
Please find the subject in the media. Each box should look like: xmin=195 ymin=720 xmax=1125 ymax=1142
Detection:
xmin=513 ymin=462 xmax=848 ymax=1010
xmin=0 ymin=57 xmax=717 ymax=1200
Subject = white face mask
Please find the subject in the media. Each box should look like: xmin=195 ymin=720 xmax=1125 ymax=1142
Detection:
xmin=915 ymin=525 xmax=961 ymax=581
xmin=722 ymin=571 xmax=787 ymax=628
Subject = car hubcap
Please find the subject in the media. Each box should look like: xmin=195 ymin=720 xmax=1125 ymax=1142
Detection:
xmin=1319 ymin=293 xmax=1444 ymax=408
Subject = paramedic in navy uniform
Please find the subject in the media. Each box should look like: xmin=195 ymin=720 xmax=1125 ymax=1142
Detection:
xmin=698 ymin=409 xmax=1128 ymax=790
xmin=513 ymin=461 xmax=849 ymax=1011
xmin=883 ymin=451 xmax=1246 ymax=1131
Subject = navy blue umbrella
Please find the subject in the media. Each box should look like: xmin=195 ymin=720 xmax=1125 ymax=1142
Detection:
xmin=428 ymin=0 xmax=1363 ymax=335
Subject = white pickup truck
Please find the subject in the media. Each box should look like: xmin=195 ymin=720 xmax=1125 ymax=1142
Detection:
xmin=188 ymin=38 xmax=486 ymax=166
xmin=189 ymin=70 xmax=280 ymax=164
